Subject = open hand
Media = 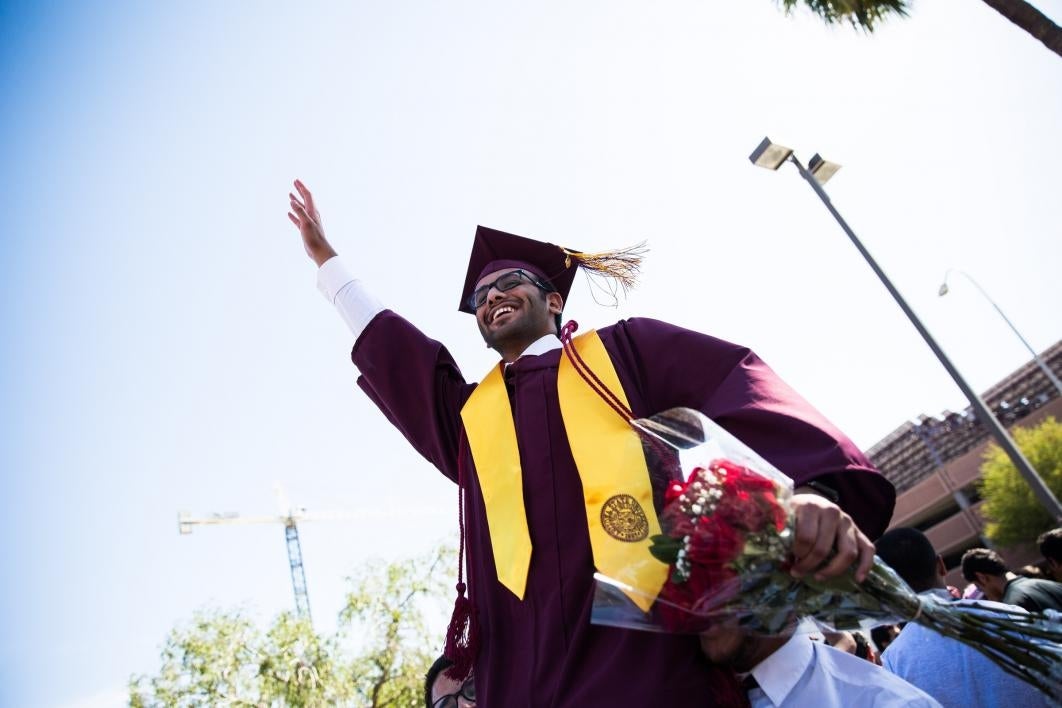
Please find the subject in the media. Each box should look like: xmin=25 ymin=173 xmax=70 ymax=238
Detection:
xmin=288 ymin=179 xmax=337 ymax=267
xmin=789 ymin=493 xmax=875 ymax=583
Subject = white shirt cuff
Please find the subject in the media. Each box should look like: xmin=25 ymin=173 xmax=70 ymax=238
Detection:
xmin=316 ymin=256 xmax=385 ymax=339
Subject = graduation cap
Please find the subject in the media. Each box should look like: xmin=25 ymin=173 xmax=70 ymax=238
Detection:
xmin=458 ymin=225 xmax=647 ymax=314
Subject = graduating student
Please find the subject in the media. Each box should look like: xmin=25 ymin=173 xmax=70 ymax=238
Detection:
xmin=288 ymin=181 xmax=895 ymax=707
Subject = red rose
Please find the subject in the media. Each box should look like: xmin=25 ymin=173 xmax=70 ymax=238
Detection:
xmin=656 ymin=565 xmax=740 ymax=633
xmin=664 ymin=481 xmax=686 ymax=504
xmin=715 ymin=461 xmax=775 ymax=496
xmin=716 ymin=491 xmax=773 ymax=533
xmin=735 ymin=470 xmax=776 ymax=494
xmin=712 ymin=459 xmax=746 ymax=477
xmin=660 ymin=502 xmax=697 ymax=538
xmin=686 ymin=515 xmax=744 ymax=567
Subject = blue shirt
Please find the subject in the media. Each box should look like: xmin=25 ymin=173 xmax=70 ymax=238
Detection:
xmin=881 ymin=589 xmax=1054 ymax=708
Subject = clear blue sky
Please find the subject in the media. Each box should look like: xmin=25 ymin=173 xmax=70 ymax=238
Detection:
xmin=1 ymin=1 xmax=1059 ymax=705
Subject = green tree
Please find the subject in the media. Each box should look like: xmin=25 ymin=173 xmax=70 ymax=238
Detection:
xmin=130 ymin=545 xmax=453 ymax=707
xmin=979 ymin=416 xmax=1062 ymax=547
xmin=778 ymin=0 xmax=1062 ymax=59
xmin=341 ymin=544 xmax=453 ymax=707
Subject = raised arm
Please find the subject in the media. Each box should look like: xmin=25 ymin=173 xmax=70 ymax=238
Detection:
xmin=288 ymin=179 xmax=338 ymax=267
xmin=286 ymin=179 xmax=472 ymax=482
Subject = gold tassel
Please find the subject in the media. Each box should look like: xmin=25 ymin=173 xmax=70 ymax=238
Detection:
xmin=559 ymin=242 xmax=648 ymax=306
xmin=559 ymin=242 xmax=647 ymax=290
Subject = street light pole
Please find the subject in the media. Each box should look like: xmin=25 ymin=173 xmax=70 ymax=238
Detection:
xmin=939 ymin=269 xmax=1062 ymax=396
xmin=749 ymin=137 xmax=1062 ymax=522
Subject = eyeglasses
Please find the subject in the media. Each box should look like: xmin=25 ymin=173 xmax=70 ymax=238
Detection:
xmin=432 ymin=677 xmax=476 ymax=707
xmin=467 ymin=269 xmax=549 ymax=310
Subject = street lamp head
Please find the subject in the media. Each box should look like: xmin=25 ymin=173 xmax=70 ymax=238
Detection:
xmin=808 ymin=154 xmax=842 ymax=185
xmin=938 ymin=269 xmax=956 ymax=297
xmin=749 ymin=137 xmax=793 ymax=170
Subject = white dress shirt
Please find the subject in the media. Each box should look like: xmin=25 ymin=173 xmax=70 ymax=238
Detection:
xmin=316 ymin=256 xmax=384 ymax=339
xmin=317 ymin=256 xmax=562 ymax=362
xmin=746 ymin=632 xmax=941 ymax=708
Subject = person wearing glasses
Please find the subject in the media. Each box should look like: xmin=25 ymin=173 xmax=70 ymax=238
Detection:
xmin=426 ymin=656 xmax=476 ymax=708
xmin=288 ymin=181 xmax=895 ymax=707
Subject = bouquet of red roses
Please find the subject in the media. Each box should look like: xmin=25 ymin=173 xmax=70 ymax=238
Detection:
xmin=591 ymin=407 xmax=1062 ymax=697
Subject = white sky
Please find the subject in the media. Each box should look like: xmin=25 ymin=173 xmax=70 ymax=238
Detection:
xmin=1 ymin=1 xmax=1059 ymax=705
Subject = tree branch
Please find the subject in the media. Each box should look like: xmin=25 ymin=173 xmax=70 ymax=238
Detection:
xmin=980 ymin=0 xmax=1062 ymax=58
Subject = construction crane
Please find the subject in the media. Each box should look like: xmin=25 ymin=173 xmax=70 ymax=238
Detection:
xmin=178 ymin=485 xmax=348 ymax=623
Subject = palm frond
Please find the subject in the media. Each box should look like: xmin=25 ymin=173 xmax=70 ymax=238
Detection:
xmin=780 ymin=0 xmax=910 ymax=32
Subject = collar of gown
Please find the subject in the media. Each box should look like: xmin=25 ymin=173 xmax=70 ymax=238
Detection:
xmin=748 ymin=632 xmax=814 ymax=706
xmin=504 ymin=334 xmax=562 ymax=369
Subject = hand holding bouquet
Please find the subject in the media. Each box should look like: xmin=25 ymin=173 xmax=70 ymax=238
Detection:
xmin=592 ymin=408 xmax=1062 ymax=698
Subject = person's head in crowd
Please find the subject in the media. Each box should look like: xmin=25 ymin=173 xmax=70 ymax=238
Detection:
xmin=425 ymin=656 xmax=476 ymax=708
xmin=870 ymin=624 xmax=902 ymax=653
xmin=1017 ymin=563 xmax=1047 ymax=579
xmin=698 ymin=621 xmax=789 ymax=673
xmin=960 ymin=548 xmax=1011 ymax=601
xmin=823 ymin=630 xmax=877 ymax=664
xmin=875 ymin=527 xmax=944 ymax=593
xmin=1038 ymin=527 xmax=1062 ymax=582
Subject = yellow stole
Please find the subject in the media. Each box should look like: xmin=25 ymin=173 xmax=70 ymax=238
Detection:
xmin=459 ymin=330 xmax=667 ymax=612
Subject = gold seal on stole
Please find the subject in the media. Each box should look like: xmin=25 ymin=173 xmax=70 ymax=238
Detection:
xmin=600 ymin=494 xmax=650 ymax=542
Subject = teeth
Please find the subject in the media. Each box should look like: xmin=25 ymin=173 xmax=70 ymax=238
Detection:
xmin=492 ymin=306 xmax=515 ymax=322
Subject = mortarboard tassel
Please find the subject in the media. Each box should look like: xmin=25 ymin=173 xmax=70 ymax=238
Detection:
xmin=560 ymin=242 xmax=648 ymax=307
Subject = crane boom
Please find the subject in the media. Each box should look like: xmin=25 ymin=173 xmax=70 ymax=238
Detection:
xmin=176 ymin=495 xmax=348 ymax=623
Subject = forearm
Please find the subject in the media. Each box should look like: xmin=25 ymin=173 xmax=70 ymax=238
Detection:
xmin=353 ymin=310 xmax=472 ymax=482
xmin=316 ymin=256 xmax=385 ymax=339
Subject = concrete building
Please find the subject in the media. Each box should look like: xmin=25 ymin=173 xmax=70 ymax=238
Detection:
xmin=865 ymin=341 xmax=1062 ymax=587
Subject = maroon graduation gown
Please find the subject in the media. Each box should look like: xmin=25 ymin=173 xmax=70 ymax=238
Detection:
xmin=352 ymin=311 xmax=894 ymax=708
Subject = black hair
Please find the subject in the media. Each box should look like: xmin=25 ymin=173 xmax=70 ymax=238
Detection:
xmin=1038 ymin=527 xmax=1062 ymax=563
xmin=424 ymin=655 xmax=453 ymax=708
xmin=960 ymin=547 xmax=1008 ymax=582
xmin=853 ymin=632 xmax=871 ymax=660
xmin=870 ymin=624 xmax=901 ymax=653
xmin=875 ymin=527 xmax=940 ymax=592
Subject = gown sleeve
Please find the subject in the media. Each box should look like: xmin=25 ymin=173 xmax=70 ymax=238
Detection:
xmin=350 ymin=310 xmax=475 ymax=483
xmin=603 ymin=317 xmax=895 ymax=538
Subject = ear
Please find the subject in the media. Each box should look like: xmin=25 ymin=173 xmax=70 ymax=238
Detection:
xmin=546 ymin=292 xmax=564 ymax=314
xmin=935 ymin=555 xmax=947 ymax=579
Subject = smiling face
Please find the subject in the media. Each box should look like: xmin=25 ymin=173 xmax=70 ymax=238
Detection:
xmin=474 ymin=267 xmax=563 ymax=362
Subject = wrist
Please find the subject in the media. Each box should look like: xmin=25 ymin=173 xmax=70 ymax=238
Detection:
xmin=311 ymin=243 xmax=338 ymax=267
xmin=795 ymin=480 xmax=840 ymax=504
